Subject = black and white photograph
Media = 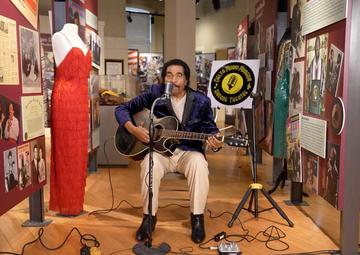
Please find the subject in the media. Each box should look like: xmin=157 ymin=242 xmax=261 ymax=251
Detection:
xmin=323 ymin=143 xmax=340 ymax=208
xmin=20 ymin=26 xmax=41 ymax=94
xmin=3 ymin=147 xmax=18 ymax=192
xmin=30 ymin=137 xmax=46 ymax=185
xmin=325 ymin=44 xmax=343 ymax=97
xmin=290 ymin=0 xmax=306 ymax=58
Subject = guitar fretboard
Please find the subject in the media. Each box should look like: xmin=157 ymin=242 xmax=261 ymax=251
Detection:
xmin=161 ymin=129 xmax=221 ymax=141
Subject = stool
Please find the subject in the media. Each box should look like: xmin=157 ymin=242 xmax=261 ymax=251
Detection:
xmin=159 ymin=172 xmax=189 ymax=201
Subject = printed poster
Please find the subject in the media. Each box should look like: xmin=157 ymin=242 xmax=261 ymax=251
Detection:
xmin=208 ymin=60 xmax=260 ymax=109
xmin=17 ymin=143 xmax=31 ymax=190
xmin=195 ymin=53 xmax=215 ymax=95
xmin=325 ymin=44 xmax=344 ymax=97
xmin=236 ymin=15 xmax=248 ymax=60
xmin=19 ymin=26 xmax=41 ymax=94
xmin=21 ymin=96 xmax=45 ymax=141
xmin=0 ymin=15 xmax=19 ymax=85
xmin=10 ymin=0 xmax=39 ymax=29
xmin=302 ymin=150 xmax=319 ymax=194
xmin=290 ymin=0 xmax=306 ymax=58
xmin=304 ymin=34 xmax=328 ymax=116
xmin=289 ymin=60 xmax=304 ymax=117
xmin=286 ymin=115 xmax=302 ymax=182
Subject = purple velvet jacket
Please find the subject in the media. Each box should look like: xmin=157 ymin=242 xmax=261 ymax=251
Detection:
xmin=115 ymin=84 xmax=219 ymax=153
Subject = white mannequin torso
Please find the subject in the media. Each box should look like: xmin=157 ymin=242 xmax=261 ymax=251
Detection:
xmin=52 ymin=23 xmax=88 ymax=66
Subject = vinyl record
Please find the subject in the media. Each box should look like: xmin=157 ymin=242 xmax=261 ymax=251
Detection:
xmin=331 ymin=97 xmax=345 ymax=135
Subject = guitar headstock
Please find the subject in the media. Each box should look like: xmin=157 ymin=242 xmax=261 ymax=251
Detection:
xmin=223 ymin=134 xmax=248 ymax=148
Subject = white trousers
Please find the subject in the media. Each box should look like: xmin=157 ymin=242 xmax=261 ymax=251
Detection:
xmin=140 ymin=149 xmax=209 ymax=215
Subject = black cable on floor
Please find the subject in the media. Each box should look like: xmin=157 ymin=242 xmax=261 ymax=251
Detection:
xmin=0 ymin=227 xmax=99 ymax=255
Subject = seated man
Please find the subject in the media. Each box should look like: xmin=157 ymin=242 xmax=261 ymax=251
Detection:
xmin=115 ymin=59 xmax=222 ymax=244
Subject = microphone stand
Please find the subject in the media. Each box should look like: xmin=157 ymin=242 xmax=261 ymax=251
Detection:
xmin=133 ymin=96 xmax=170 ymax=255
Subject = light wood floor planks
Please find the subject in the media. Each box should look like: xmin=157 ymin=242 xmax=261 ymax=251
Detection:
xmin=0 ymin=146 xmax=339 ymax=255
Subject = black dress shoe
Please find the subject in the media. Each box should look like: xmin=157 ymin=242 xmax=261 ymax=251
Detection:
xmin=135 ymin=214 xmax=157 ymax=241
xmin=191 ymin=213 xmax=205 ymax=244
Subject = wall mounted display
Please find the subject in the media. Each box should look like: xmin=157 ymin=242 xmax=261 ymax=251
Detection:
xmin=3 ymin=147 xmax=18 ymax=192
xmin=319 ymin=142 xmax=340 ymax=208
xmin=0 ymin=96 xmax=21 ymax=145
xmin=0 ymin=15 xmax=19 ymax=85
xmin=302 ymin=150 xmax=319 ymax=194
xmin=290 ymin=0 xmax=306 ymax=58
xmin=17 ymin=142 xmax=31 ymax=190
xmin=286 ymin=115 xmax=302 ymax=182
xmin=304 ymin=33 xmax=328 ymax=116
xmin=66 ymin=0 xmax=86 ymax=42
xmin=40 ymin=33 xmax=54 ymax=127
xmin=195 ymin=53 xmax=215 ymax=95
xmin=85 ymin=29 xmax=101 ymax=69
xmin=330 ymin=97 xmax=345 ymax=135
xmin=21 ymin=96 xmax=45 ymax=141
xmin=236 ymin=15 xmax=248 ymax=60
xmin=105 ymin=59 xmax=124 ymax=76
xmin=300 ymin=114 xmax=327 ymax=158
xmin=30 ymin=136 xmax=45 ymax=184
xmin=10 ymin=0 xmax=39 ymax=29
xmin=325 ymin=44 xmax=343 ymax=97
xmin=289 ymin=60 xmax=304 ymax=117
xmin=19 ymin=26 xmax=41 ymax=94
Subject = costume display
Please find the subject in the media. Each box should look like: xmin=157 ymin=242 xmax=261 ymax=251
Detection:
xmin=273 ymin=40 xmax=290 ymax=159
xmin=49 ymin=24 xmax=91 ymax=215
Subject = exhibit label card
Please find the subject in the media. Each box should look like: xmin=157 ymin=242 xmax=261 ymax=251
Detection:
xmin=0 ymin=15 xmax=19 ymax=85
xmin=302 ymin=0 xmax=346 ymax=36
xmin=21 ymin=96 xmax=44 ymax=141
xmin=300 ymin=114 xmax=327 ymax=158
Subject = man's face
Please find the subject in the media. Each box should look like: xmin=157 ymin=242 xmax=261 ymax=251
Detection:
xmin=164 ymin=65 xmax=187 ymax=97
xmin=34 ymin=148 xmax=38 ymax=160
xmin=315 ymin=39 xmax=320 ymax=59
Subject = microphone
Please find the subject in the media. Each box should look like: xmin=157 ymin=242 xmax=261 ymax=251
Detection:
xmin=163 ymin=81 xmax=173 ymax=99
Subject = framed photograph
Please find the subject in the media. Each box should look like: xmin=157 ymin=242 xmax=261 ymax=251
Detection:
xmin=105 ymin=59 xmax=124 ymax=76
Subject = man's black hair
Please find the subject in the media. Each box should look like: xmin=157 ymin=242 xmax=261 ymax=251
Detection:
xmin=161 ymin=59 xmax=190 ymax=83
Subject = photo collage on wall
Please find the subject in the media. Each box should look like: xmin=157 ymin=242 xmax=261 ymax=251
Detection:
xmin=0 ymin=0 xmax=54 ymax=215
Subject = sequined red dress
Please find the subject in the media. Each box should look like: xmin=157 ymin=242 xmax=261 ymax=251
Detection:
xmin=49 ymin=48 xmax=91 ymax=215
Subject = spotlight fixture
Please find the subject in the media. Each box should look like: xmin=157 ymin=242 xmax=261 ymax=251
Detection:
xmin=196 ymin=0 xmax=200 ymax=5
xmin=127 ymin=13 xmax=132 ymax=23
xmin=150 ymin=15 xmax=154 ymax=24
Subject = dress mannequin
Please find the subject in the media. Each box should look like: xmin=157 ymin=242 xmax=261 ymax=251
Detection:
xmin=52 ymin=23 xmax=88 ymax=66
xmin=50 ymin=23 xmax=92 ymax=216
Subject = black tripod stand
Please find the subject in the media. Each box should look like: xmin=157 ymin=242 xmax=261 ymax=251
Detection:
xmin=228 ymin=97 xmax=294 ymax=228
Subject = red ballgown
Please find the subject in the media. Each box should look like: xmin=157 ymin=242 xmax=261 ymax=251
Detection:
xmin=49 ymin=47 xmax=92 ymax=215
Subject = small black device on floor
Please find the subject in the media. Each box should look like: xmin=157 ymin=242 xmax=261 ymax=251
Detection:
xmin=218 ymin=242 xmax=241 ymax=255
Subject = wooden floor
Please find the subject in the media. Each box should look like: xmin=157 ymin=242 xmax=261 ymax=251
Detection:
xmin=0 ymin=146 xmax=339 ymax=255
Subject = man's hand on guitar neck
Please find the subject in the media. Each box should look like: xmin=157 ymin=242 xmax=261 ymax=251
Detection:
xmin=124 ymin=121 xmax=149 ymax=144
xmin=207 ymin=133 xmax=223 ymax=151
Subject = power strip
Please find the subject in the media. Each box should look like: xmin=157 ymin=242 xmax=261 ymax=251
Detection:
xmin=218 ymin=242 xmax=241 ymax=255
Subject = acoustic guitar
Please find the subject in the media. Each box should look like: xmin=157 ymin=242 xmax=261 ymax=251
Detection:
xmin=115 ymin=109 xmax=248 ymax=160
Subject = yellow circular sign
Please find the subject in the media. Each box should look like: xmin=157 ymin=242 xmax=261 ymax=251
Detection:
xmin=221 ymin=73 xmax=243 ymax=95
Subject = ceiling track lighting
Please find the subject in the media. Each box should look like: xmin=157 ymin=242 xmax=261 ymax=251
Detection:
xmin=127 ymin=13 xmax=132 ymax=23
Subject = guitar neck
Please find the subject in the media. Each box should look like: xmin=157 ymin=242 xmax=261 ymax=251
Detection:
xmin=161 ymin=129 xmax=221 ymax=141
